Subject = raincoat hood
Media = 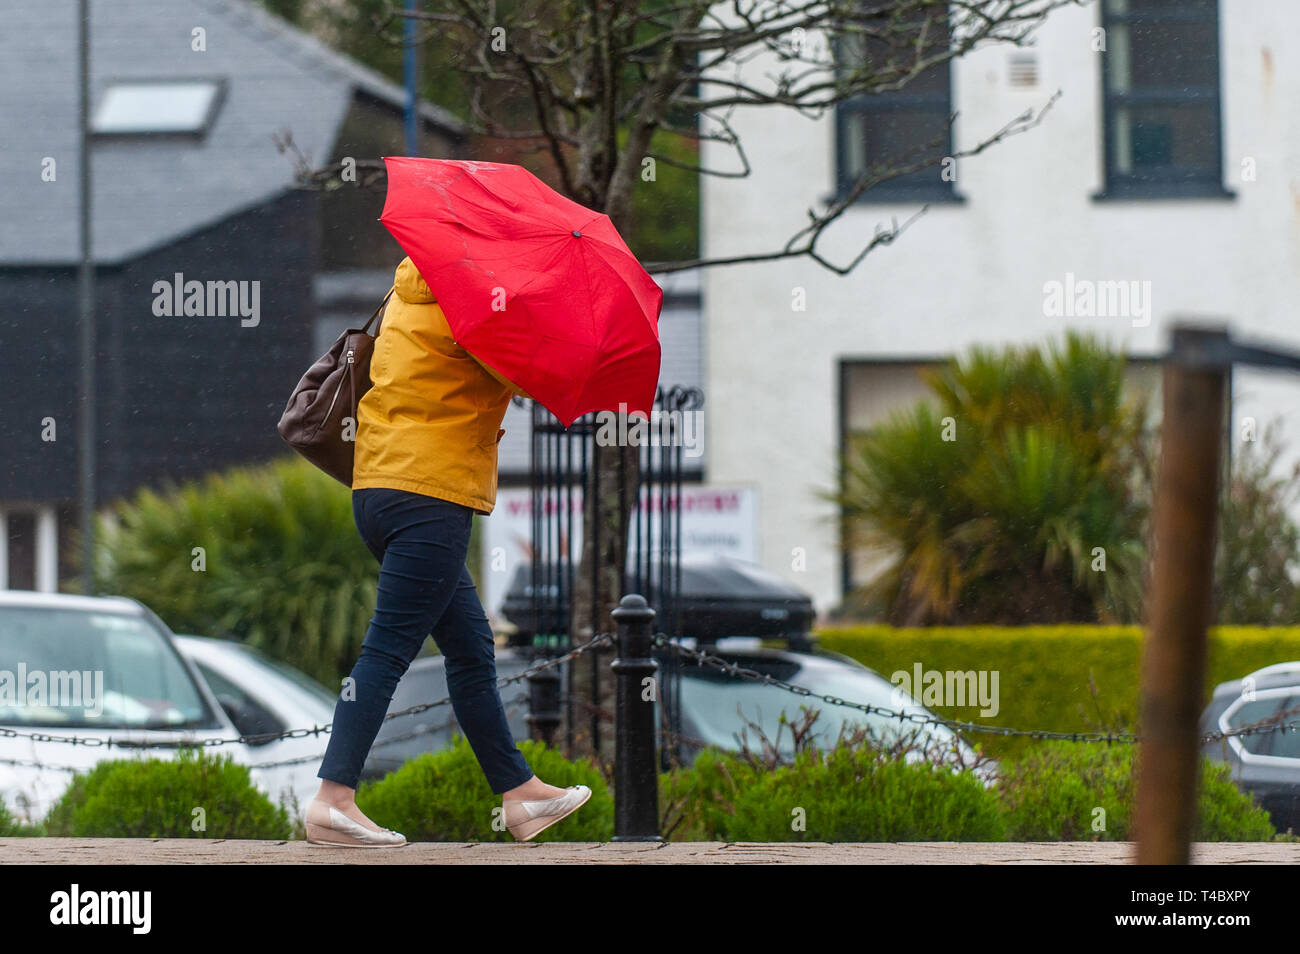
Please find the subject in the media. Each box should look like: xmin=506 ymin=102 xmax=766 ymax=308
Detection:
xmin=394 ymin=256 xmax=436 ymax=304
xmin=350 ymin=257 xmax=519 ymax=514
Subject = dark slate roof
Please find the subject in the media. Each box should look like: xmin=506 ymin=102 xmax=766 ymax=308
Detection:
xmin=0 ymin=0 xmax=466 ymax=266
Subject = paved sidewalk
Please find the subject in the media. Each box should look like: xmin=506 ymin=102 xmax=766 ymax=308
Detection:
xmin=2 ymin=839 xmax=1295 ymax=864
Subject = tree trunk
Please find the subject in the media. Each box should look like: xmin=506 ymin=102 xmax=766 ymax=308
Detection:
xmin=556 ymin=1 xmax=669 ymax=765
xmin=567 ymin=438 xmax=640 ymax=766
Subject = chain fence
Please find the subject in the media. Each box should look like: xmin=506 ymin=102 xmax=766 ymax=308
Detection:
xmin=0 ymin=635 xmax=611 ymax=761
xmin=4 ymin=628 xmax=1298 ymax=774
xmin=650 ymin=635 xmax=1300 ymax=748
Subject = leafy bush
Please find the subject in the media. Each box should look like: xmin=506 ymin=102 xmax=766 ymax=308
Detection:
xmin=661 ymin=733 xmax=1277 ymax=843
xmin=833 ymin=333 xmax=1153 ymax=625
xmin=82 ymin=455 xmax=375 ymax=686
xmin=816 ymin=623 xmax=1300 ymax=759
xmin=1215 ymin=423 xmax=1300 ymax=624
xmin=0 ymin=798 xmax=42 ymax=836
xmin=997 ymin=741 xmax=1277 ymax=841
xmin=833 ymin=333 xmax=1300 ymax=626
xmin=355 ymin=735 xmax=613 ymax=841
xmin=42 ymin=748 xmax=293 ymax=839
xmin=662 ymin=743 xmax=1007 ymax=842
xmin=82 ymin=455 xmax=485 ymax=686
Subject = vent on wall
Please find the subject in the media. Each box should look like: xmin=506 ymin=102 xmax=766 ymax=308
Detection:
xmin=1008 ymin=52 xmax=1039 ymax=88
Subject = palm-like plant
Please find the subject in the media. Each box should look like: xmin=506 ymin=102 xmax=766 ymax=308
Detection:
xmin=834 ymin=333 xmax=1153 ymax=624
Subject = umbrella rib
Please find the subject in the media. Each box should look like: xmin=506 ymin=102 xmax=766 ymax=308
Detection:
xmin=580 ymin=239 xmax=662 ymax=339
xmin=575 ymin=234 xmax=600 ymax=349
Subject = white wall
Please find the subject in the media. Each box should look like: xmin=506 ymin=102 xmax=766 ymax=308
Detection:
xmin=702 ymin=1 xmax=1300 ymax=614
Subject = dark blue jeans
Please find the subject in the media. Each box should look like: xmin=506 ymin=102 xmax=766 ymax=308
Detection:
xmin=317 ymin=487 xmax=534 ymax=794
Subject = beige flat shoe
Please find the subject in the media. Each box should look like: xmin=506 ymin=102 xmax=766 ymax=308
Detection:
xmin=305 ymin=798 xmax=407 ymax=848
xmin=504 ymin=785 xmax=592 ymax=842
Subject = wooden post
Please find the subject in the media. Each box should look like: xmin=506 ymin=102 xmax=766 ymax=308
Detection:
xmin=1135 ymin=326 xmax=1228 ymax=865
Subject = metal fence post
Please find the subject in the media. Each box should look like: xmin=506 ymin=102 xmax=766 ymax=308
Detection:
xmin=1136 ymin=325 xmax=1228 ymax=865
xmin=525 ymin=662 xmax=561 ymax=748
xmin=610 ymin=593 xmax=662 ymax=842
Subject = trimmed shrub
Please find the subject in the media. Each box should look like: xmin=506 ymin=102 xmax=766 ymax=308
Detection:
xmin=815 ymin=624 xmax=1300 ymax=758
xmin=355 ymin=735 xmax=612 ymax=841
xmin=661 ymin=745 xmax=1007 ymax=842
xmin=42 ymin=747 xmax=293 ymax=839
xmin=996 ymin=741 xmax=1277 ymax=841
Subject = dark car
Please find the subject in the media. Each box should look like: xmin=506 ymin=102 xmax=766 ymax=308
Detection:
xmin=361 ymin=638 xmax=991 ymax=783
xmin=1200 ymin=662 xmax=1300 ymax=833
xmin=658 ymin=639 xmax=995 ymax=781
xmin=361 ymin=651 xmax=533 ymax=779
xmin=500 ymin=552 xmax=817 ymax=646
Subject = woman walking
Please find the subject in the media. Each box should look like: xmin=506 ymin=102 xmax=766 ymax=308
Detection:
xmin=305 ymin=255 xmax=590 ymax=847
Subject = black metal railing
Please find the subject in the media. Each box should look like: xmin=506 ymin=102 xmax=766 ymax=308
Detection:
xmin=522 ymin=384 xmax=698 ymax=760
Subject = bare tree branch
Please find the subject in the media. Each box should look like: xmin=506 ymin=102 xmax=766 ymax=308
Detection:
xmin=645 ymin=89 xmax=1062 ymax=274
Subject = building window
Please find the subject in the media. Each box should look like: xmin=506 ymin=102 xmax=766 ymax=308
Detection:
xmin=1099 ymin=0 xmax=1227 ymax=198
xmin=834 ymin=11 xmax=957 ymax=202
xmin=92 ymin=79 xmax=226 ymax=137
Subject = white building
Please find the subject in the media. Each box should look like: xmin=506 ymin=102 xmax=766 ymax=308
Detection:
xmin=701 ymin=0 xmax=1300 ymax=614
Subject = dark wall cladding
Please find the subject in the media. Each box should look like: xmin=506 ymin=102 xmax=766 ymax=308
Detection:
xmin=321 ymin=95 xmax=465 ymax=272
xmin=0 ymin=267 xmax=82 ymax=500
xmin=0 ymin=189 xmax=319 ymax=505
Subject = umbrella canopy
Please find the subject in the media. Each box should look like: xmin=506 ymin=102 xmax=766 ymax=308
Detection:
xmin=379 ymin=156 xmax=663 ymax=427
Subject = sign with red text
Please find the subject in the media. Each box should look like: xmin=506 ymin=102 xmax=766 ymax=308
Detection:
xmin=479 ymin=484 xmax=758 ymax=617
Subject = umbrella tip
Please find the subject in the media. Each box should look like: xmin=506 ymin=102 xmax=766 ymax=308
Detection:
xmin=571 ymin=230 xmax=581 ymax=238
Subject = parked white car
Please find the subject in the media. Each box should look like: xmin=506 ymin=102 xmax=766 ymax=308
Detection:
xmin=0 ymin=591 xmax=323 ymax=826
xmin=170 ymin=634 xmax=337 ymax=814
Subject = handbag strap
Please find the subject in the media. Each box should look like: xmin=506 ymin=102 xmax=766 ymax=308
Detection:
xmin=361 ymin=286 xmax=396 ymax=335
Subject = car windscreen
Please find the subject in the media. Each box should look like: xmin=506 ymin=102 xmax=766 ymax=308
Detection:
xmin=0 ymin=607 xmax=212 ymax=730
xmin=678 ymin=659 xmax=963 ymax=757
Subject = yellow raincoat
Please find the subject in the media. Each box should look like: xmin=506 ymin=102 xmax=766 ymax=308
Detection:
xmin=351 ymin=257 xmax=528 ymax=514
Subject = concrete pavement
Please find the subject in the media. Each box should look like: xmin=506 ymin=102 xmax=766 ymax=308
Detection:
xmin=3 ymin=839 xmax=1296 ymax=864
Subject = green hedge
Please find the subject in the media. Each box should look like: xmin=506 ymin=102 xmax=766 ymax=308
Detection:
xmin=998 ymin=741 xmax=1278 ymax=841
xmin=815 ymin=624 xmax=1300 ymax=759
xmin=8 ymin=731 xmax=1284 ymax=843
xmin=663 ymin=741 xmax=1279 ymax=842
xmin=662 ymin=745 xmax=1008 ymax=841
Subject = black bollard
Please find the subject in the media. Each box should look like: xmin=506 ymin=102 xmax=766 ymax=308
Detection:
xmin=610 ymin=594 xmax=663 ymax=842
xmin=525 ymin=662 xmax=561 ymax=748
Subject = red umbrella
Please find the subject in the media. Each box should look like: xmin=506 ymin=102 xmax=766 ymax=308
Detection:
xmin=379 ymin=156 xmax=663 ymax=427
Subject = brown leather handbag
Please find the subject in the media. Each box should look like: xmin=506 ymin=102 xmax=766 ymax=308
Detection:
xmin=276 ymin=287 xmax=394 ymax=488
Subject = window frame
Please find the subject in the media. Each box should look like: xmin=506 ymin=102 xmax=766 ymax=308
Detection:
xmin=1221 ymin=688 xmax=1300 ymax=766
xmin=1095 ymin=0 xmax=1232 ymax=201
xmin=90 ymin=76 xmax=228 ymax=140
xmin=831 ymin=12 xmax=963 ymax=205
